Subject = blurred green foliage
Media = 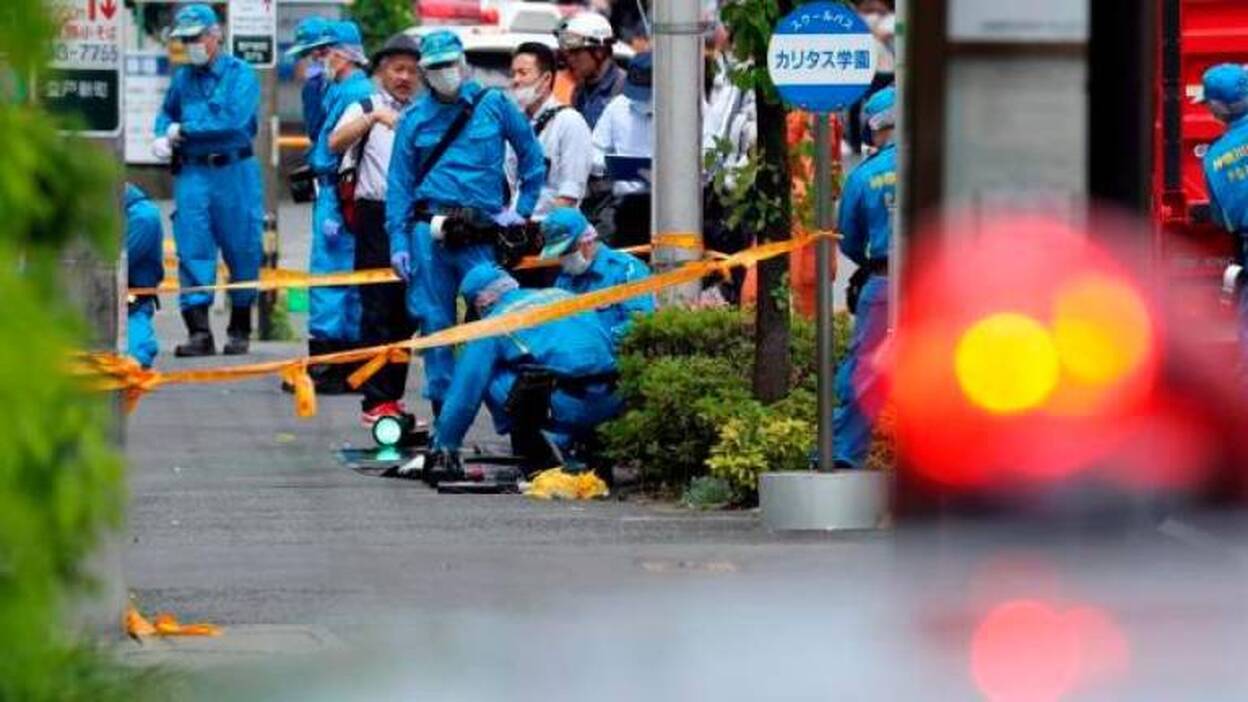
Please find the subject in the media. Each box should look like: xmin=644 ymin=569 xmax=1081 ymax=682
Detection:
xmin=0 ymin=0 xmax=156 ymax=699
xmin=347 ymin=0 xmax=416 ymax=56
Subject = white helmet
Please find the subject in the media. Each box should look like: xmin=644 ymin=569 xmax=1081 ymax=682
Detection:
xmin=556 ymin=12 xmax=615 ymax=50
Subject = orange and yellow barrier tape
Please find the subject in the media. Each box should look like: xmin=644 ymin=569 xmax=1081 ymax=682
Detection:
xmin=85 ymin=235 xmax=826 ymax=417
xmin=135 ymin=246 xmax=654 ymax=297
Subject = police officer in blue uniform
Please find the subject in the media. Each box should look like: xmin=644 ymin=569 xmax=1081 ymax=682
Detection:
xmin=539 ymin=207 xmax=655 ymax=345
xmin=833 ymin=87 xmax=897 ymax=469
xmin=430 ymin=264 xmax=622 ymax=476
xmin=387 ymin=30 xmax=546 ymax=413
xmin=153 ymin=4 xmax=262 ymax=357
xmin=303 ymin=21 xmax=373 ymax=393
xmin=285 ymin=16 xmax=335 ymax=142
xmin=125 ymin=183 xmax=164 ymax=369
xmin=1201 ymin=64 xmax=1248 ymax=384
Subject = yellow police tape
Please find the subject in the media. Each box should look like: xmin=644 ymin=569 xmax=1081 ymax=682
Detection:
xmin=81 ymin=234 xmax=828 ymax=416
xmin=133 ymin=245 xmax=654 ymax=297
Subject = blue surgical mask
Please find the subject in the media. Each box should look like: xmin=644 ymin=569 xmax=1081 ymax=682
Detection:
xmin=305 ymin=59 xmax=325 ymax=79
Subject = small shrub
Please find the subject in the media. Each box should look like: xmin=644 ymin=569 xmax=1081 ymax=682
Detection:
xmin=706 ymin=403 xmax=815 ymax=499
xmin=683 ymin=476 xmax=735 ymax=509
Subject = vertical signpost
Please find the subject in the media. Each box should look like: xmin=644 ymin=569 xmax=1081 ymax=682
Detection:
xmin=229 ymin=0 xmax=281 ymax=340
xmin=767 ymin=2 xmax=875 ymax=473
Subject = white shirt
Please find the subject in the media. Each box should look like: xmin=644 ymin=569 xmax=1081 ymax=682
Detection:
xmin=505 ymin=96 xmax=594 ymax=218
xmin=864 ymin=12 xmax=896 ymax=75
xmin=702 ymin=56 xmax=756 ymax=186
xmin=335 ymin=89 xmax=408 ymax=201
xmin=592 ymin=94 xmax=653 ymax=197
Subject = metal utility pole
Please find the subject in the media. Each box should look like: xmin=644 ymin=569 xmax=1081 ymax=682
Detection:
xmin=651 ymin=0 xmax=704 ymax=305
xmin=257 ymin=66 xmax=281 ymax=340
xmin=814 ymin=115 xmax=836 ymax=473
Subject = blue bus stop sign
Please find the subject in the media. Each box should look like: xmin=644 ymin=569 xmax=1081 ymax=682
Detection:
xmin=768 ymin=2 xmax=876 ymax=113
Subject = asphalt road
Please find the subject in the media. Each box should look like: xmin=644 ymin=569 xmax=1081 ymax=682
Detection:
xmin=123 ymin=203 xmax=1248 ymax=699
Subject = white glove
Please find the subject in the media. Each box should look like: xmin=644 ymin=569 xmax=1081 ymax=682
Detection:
xmin=152 ymin=137 xmax=173 ymax=161
xmin=430 ymin=215 xmax=447 ymax=241
xmin=166 ymin=122 xmax=183 ymax=145
xmin=492 ymin=209 xmax=525 ymax=227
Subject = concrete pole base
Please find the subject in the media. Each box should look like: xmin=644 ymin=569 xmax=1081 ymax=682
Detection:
xmin=760 ymin=471 xmax=889 ymax=531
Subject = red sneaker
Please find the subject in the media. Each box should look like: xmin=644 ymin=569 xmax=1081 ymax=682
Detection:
xmin=361 ymin=400 xmax=407 ymax=428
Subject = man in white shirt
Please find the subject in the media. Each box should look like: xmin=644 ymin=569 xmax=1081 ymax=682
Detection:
xmin=327 ymin=33 xmax=422 ymax=424
xmin=591 ymin=50 xmax=653 ymax=247
xmin=506 ymin=42 xmax=593 ymax=220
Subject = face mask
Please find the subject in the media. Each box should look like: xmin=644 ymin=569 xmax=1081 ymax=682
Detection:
xmin=304 ymin=59 xmax=324 ymax=79
xmin=511 ymin=81 xmax=543 ymax=110
xmin=187 ymin=41 xmax=211 ymax=66
xmin=425 ymin=67 xmax=462 ymax=98
xmin=561 ymin=251 xmax=591 ymax=276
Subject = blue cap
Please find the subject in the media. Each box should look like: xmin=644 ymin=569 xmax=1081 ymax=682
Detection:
xmin=864 ymin=87 xmax=896 ymax=131
xmin=420 ymin=30 xmax=464 ymax=68
xmin=1203 ymin=64 xmax=1248 ymax=120
xmin=285 ymin=16 xmax=334 ymax=59
xmin=460 ymin=263 xmax=509 ymax=302
xmin=539 ymin=208 xmax=592 ymax=260
xmin=623 ymin=51 xmax=652 ymax=102
xmin=124 ymin=182 xmax=147 ymax=208
xmin=170 ymin=3 xmax=219 ymax=39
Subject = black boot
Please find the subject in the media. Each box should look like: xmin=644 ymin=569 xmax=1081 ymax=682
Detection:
xmin=222 ymin=306 xmax=252 ymax=356
xmin=174 ymin=306 xmax=215 ymax=357
xmin=310 ymin=339 xmax=352 ymax=395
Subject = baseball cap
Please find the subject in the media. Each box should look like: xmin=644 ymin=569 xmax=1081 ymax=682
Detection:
xmin=170 ymin=3 xmax=219 ymax=39
xmin=539 ymin=208 xmax=593 ymax=260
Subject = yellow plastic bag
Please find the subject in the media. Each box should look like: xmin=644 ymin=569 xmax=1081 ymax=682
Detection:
xmin=524 ymin=468 xmax=609 ymax=501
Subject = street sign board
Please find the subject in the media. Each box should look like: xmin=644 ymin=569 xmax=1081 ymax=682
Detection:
xmin=124 ymin=51 xmax=172 ymax=164
xmin=46 ymin=0 xmax=124 ymax=136
xmin=767 ymin=1 xmax=875 ymax=113
xmin=229 ymin=0 xmax=277 ymax=67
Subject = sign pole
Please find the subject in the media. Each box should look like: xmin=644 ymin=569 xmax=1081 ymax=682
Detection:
xmin=814 ymin=113 xmax=836 ymax=472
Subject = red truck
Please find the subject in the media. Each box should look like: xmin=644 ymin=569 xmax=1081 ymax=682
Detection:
xmin=1154 ymin=0 xmax=1245 ymax=349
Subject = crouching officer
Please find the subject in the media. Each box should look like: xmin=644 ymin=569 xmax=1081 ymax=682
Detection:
xmin=153 ymin=4 xmax=263 ymax=357
xmin=387 ymin=30 xmax=546 ymax=412
xmin=833 ymin=87 xmax=897 ymax=470
xmin=125 ymin=183 xmax=164 ymax=369
xmin=1200 ymin=64 xmax=1248 ymax=384
xmin=539 ymin=207 xmax=654 ymax=345
xmin=428 ymin=264 xmax=622 ymax=478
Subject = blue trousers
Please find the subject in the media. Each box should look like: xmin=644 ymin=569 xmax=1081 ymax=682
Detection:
xmin=127 ymin=300 xmax=158 ymax=369
xmin=308 ymin=186 xmax=360 ymax=342
xmin=834 ymin=275 xmax=890 ymax=468
xmin=172 ymin=159 xmax=263 ymax=310
xmin=484 ymin=370 xmax=622 ymax=449
xmin=406 ymin=222 xmax=495 ymax=403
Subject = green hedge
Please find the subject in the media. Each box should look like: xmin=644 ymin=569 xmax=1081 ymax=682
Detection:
xmin=602 ymin=306 xmax=856 ymax=500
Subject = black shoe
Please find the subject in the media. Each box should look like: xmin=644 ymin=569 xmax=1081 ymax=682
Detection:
xmin=174 ymin=306 xmax=215 ymax=357
xmin=222 ymin=306 xmax=252 ymax=356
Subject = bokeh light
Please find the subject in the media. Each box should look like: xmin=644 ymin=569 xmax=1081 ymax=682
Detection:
xmin=955 ymin=313 xmax=1060 ymax=415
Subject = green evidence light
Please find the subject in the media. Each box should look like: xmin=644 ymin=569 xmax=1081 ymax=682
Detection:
xmin=372 ymin=415 xmax=405 ymax=448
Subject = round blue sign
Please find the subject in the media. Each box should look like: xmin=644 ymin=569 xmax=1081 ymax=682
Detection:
xmin=767 ymin=1 xmax=876 ymax=113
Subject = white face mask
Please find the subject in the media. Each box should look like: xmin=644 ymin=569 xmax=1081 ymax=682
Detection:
xmin=425 ymin=66 xmax=462 ymax=98
xmin=187 ymin=41 xmax=211 ymax=66
xmin=511 ymin=81 xmax=543 ymax=110
xmin=560 ymin=251 xmax=591 ymax=276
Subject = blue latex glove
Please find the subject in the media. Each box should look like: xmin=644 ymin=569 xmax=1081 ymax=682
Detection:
xmin=322 ymin=218 xmax=343 ymax=243
xmin=492 ymin=209 xmax=526 ymax=228
xmin=391 ymin=251 xmax=411 ymax=281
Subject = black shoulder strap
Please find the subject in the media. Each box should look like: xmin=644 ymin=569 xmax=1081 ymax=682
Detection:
xmin=412 ymin=88 xmax=492 ymax=191
xmin=349 ymin=97 xmax=377 ymax=168
xmin=533 ymin=105 xmax=568 ymax=137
